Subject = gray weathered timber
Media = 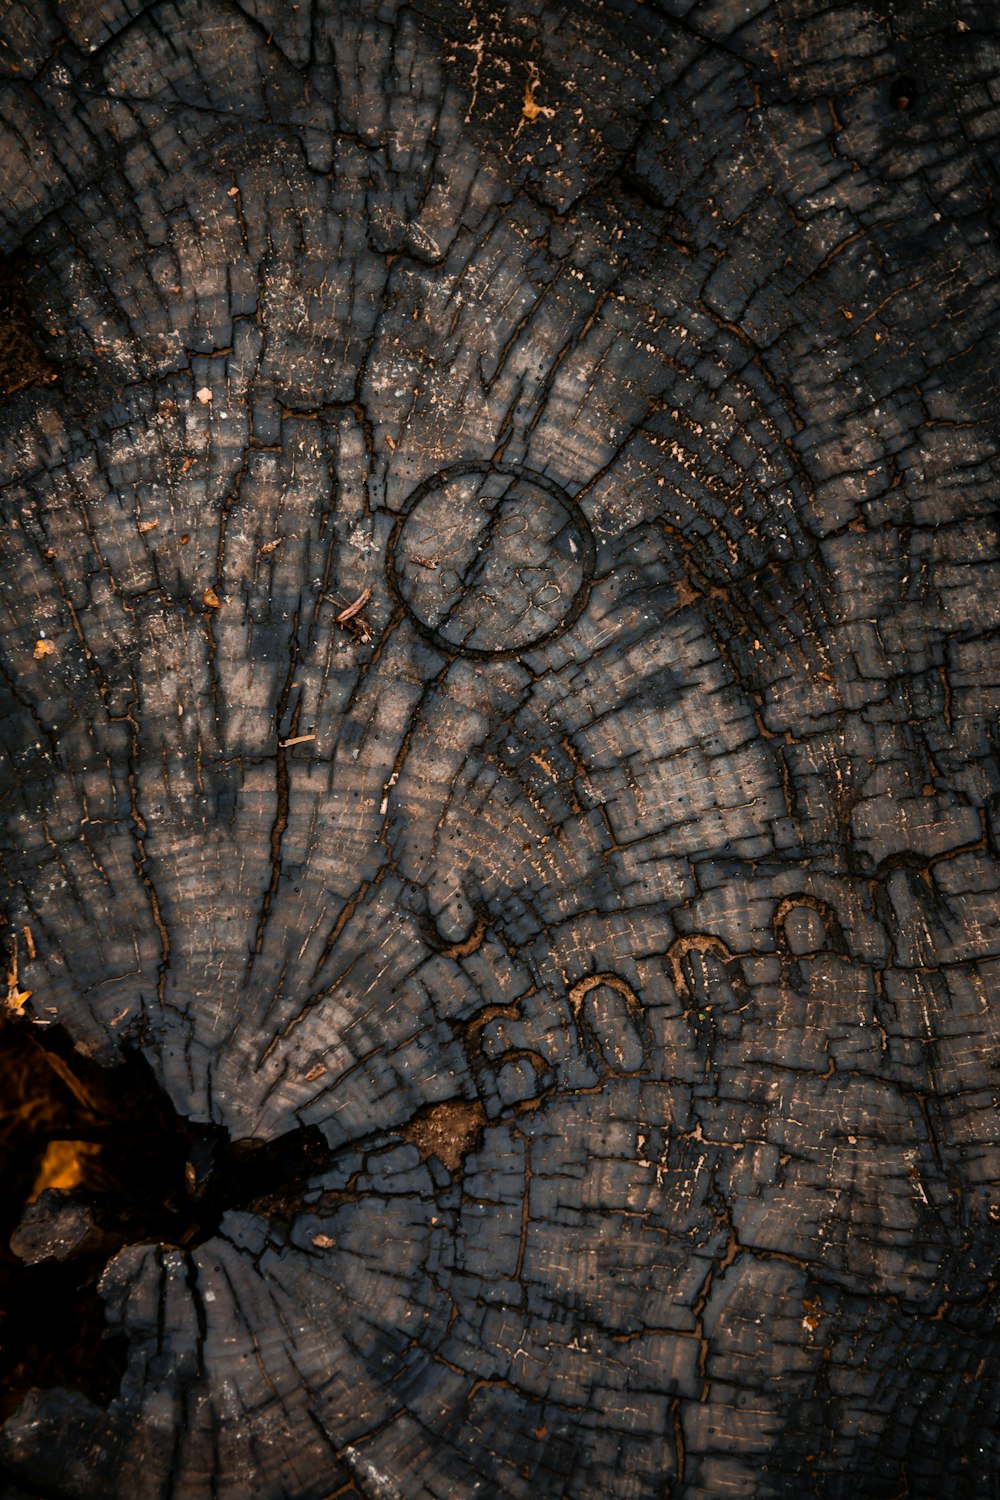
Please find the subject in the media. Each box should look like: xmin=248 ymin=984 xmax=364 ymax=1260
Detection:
xmin=1 ymin=0 xmax=999 ymax=1495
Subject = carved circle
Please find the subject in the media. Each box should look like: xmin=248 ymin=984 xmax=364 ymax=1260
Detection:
xmin=387 ymin=461 xmax=595 ymax=657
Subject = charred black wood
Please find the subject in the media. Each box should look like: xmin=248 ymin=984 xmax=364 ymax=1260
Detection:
xmin=0 ymin=0 xmax=999 ymax=1497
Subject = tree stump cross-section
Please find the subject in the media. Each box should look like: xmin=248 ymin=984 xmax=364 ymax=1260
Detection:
xmin=0 ymin=1 xmax=999 ymax=1496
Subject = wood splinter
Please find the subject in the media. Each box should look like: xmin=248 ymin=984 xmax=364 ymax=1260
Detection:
xmin=335 ymin=587 xmax=374 ymax=643
xmin=335 ymin=587 xmax=371 ymax=623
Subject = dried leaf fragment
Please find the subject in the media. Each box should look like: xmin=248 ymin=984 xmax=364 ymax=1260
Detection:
xmin=195 ymin=386 xmax=213 ymax=404
xmin=5 ymin=987 xmax=31 ymax=1016
xmin=33 ymin=639 xmax=56 ymax=660
xmin=312 ymin=1233 xmax=335 ymax=1250
xmin=521 ymin=63 xmax=555 ymax=123
xmin=802 ymin=1295 xmax=824 ymax=1336
xmin=137 ymin=518 xmax=159 ymax=534
xmin=259 ymin=537 xmax=284 ymax=555
xmin=203 ymin=587 xmax=221 ymax=609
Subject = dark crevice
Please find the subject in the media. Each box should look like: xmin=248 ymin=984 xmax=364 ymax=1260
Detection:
xmin=0 ymin=258 xmax=56 ymax=400
xmin=0 ymin=1014 xmax=329 ymax=1421
xmin=0 ymin=1254 xmax=129 ymax=1425
xmin=889 ymin=74 xmax=917 ymax=111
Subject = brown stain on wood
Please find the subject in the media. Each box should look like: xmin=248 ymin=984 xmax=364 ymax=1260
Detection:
xmin=399 ymin=1097 xmax=486 ymax=1174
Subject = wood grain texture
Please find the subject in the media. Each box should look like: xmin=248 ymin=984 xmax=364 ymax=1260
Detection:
xmin=0 ymin=0 xmax=999 ymax=1495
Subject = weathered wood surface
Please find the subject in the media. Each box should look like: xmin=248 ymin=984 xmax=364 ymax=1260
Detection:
xmin=1 ymin=0 xmax=999 ymax=1495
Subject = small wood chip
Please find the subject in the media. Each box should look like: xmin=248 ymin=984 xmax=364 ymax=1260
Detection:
xmin=312 ymin=1233 xmax=335 ymax=1250
xmin=196 ymin=387 xmax=213 ymax=404
xmin=138 ymin=518 xmax=159 ymax=534
xmin=336 ymin=587 xmax=371 ymax=622
xmin=259 ymin=538 xmax=283 ymax=555
xmin=279 ymin=734 xmax=316 ymax=748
